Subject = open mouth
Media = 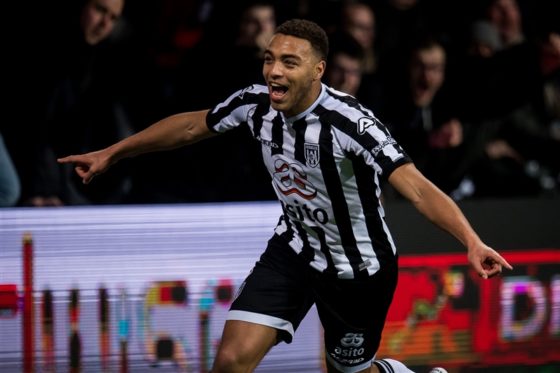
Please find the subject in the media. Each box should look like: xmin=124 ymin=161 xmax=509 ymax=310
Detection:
xmin=269 ymin=83 xmax=288 ymax=101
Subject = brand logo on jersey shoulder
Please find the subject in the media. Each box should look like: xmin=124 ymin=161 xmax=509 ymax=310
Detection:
xmin=357 ymin=117 xmax=378 ymax=135
xmin=371 ymin=137 xmax=397 ymax=156
xmin=304 ymin=143 xmax=320 ymax=168
xmin=256 ymin=136 xmax=279 ymax=148
xmin=237 ymin=85 xmax=254 ymax=99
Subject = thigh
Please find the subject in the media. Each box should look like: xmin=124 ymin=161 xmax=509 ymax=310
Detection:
xmin=212 ymin=319 xmax=277 ymax=372
xmin=229 ymin=234 xmax=315 ymax=343
xmin=315 ymin=260 xmax=398 ymax=372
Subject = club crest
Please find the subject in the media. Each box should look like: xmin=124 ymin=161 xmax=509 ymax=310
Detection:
xmin=304 ymin=143 xmax=320 ymax=168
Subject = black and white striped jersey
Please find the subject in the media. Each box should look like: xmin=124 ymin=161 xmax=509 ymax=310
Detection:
xmin=207 ymin=84 xmax=412 ymax=279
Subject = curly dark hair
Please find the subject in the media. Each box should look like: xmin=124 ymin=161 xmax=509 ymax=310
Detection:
xmin=274 ymin=19 xmax=329 ymax=61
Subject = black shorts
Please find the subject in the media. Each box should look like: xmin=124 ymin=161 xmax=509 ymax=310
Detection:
xmin=228 ymin=234 xmax=398 ymax=372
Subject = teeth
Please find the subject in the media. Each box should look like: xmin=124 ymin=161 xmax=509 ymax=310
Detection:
xmin=270 ymin=84 xmax=287 ymax=95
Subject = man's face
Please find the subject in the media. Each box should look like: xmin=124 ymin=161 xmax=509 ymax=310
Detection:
xmin=487 ymin=0 xmax=521 ymax=32
xmin=326 ymin=53 xmax=362 ymax=96
xmin=263 ymin=34 xmax=325 ymax=117
xmin=409 ymin=45 xmax=446 ymax=107
xmin=344 ymin=4 xmax=375 ymax=49
xmin=81 ymin=0 xmax=124 ymax=45
xmin=238 ymin=5 xmax=276 ymax=48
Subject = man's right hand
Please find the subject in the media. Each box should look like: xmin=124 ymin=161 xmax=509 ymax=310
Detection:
xmin=58 ymin=150 xmax=110 ymax=184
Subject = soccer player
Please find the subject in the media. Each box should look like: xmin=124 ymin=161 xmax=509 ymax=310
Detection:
xmin=58 ymin=19 xmax=512 ymax=373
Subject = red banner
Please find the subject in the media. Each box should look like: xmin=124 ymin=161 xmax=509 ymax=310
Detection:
xmin=378 ymin=250 xmax=560 ymax=368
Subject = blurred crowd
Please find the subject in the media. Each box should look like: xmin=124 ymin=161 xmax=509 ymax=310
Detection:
xmin=2 ymin=0 xmax=559 ymax=207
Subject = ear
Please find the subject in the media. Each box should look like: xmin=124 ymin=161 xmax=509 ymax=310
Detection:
xmin=314 ymin=60 xmax=326 ymax=81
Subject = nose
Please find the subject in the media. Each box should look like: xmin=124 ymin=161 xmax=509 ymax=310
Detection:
xmin=101 ymin=14 xmax=115 ymax=30
xmin=269 ymin=61 xmax=283 ymax=78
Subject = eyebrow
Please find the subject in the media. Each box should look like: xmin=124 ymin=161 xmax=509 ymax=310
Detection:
xmin=264 ymin=50 xmax=302 ymax=61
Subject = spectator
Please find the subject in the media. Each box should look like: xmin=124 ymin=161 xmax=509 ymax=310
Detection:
xmin=381 ymin=36 xmax=469 ymax=196
xmin=484 ymin=0 xmax=525 ymax=48
xmin=325 ymin=32 xmax=365 ymax=96
xmin=334 ymin=1 xmax=386 ymax=111
xmin=451 ymin=6 xmax=560 ymax=198
xmin=135 ymin=0 xmax=278 ymax=203
xmin=340 ymin=1 xmax=378 ymax=75
xmin=467 ymin=20 xmax=503 ymax=58
xmin=178 ymin=0 xmax=277 ymax=108
xmin=0 ymin=132 xmax=21 ymax=207
xmin=14 ymin=0 xmax=139 ymax=206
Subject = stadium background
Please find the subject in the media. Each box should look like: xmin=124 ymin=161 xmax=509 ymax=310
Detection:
xmin=1 ymin=197 xmax=559 ymax=372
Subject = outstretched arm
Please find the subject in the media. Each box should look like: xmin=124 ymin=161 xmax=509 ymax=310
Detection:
xmin=58 ymin=110 xmax=214 ymax=184
xmin=388 ymin=163 xmax=513 ymax=279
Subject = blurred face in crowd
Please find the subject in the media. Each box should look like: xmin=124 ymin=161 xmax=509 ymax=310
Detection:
xmin=470 ymin=40 xmax=496 ymax=58
xmin=263 ymin=34 xmax=325 ymax=117
xmin=81 ymin=0 xmax=124 ymax=45
xmin=237 ymin=4 xmax=276 ymax=50
xmin=326 ymin=53 xmax=362 ymax=96
xmin=342 ymin=3 xmax=375 ymax=50
xmin=540 ymin=32 xmax=560 ymax=75
xmin=389 ymin=0 xmax=418 ymax=11
xmin=486 ymin=0 xmax=523 ymax=45
xmin=409 ymin=44 xmax=446 ymax=107
xmin=468 ymin=21 xmax=502 ymax=58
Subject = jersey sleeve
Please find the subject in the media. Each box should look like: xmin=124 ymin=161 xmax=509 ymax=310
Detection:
xmin=363 ymin=117 xmax=412 ymax=178
xmin=206 ymin=85 xmax=267 ymax=133
xmin=335 ymin=113 xmax=412 ymax=179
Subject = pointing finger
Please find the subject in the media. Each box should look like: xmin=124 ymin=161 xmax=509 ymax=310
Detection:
xmin=491 ymin=252 xmax=513 ymax=270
